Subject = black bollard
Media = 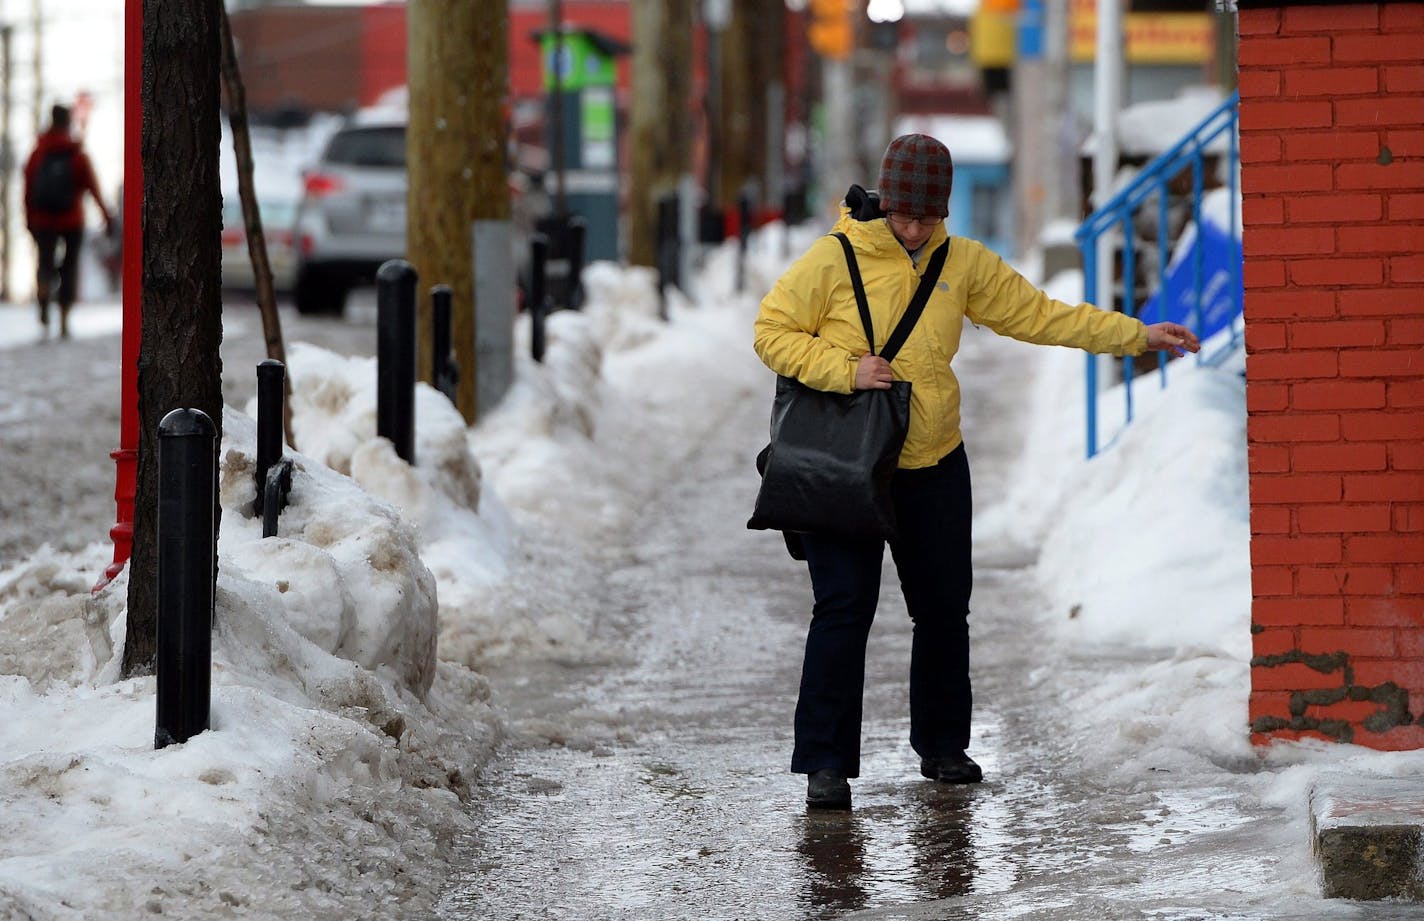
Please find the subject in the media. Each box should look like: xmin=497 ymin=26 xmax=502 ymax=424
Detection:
xmin=567 ymin=216 xmax=587 ymax=310
xmin=430 ymin=284 xmax=458 ymax=405
xmin=376 ymin=259 xmax=417 ymax=465
xmin=535 ymin=213 xmax=570 ymax=309
xmin=656 ymin=193 xmax=679 ymax=321
xmin=736 ymin=191 xmax=752 ymax=293
xmin=155 ymin=407 xmax=217 ymax=750
xmin=530 ymin=233 xmax=548 ymax=363
xmin=254 ymin=359 xmax=285 ymax=516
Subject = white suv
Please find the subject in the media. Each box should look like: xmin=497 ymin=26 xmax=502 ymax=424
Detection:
xmin=292 ymin=111 xmax=407 ymax=315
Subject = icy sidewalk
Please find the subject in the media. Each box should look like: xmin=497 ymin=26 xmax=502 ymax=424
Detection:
xmin=0 ymin=299 xmax=123 ymax=349
xmin=2 ymin=228 xmax=1417 ymax=917
xmin=433 ymin=312 xmax=1403 ymax=919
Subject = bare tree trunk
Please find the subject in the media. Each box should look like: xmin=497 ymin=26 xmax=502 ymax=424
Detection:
xmin=218 ymin=5 xmax=293 ymax=448
xmin=124 ymin=0 xmax=225 ymax=677
xmin=626 ymin=0 xmax=693 ymax=268
xmin=408 ymin=0 xmax=508 ymax=423
xmin=714 ymin=6 xmax=738 ymax=211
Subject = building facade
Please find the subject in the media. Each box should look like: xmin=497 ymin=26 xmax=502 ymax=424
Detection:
xmin=1239 ymin=0 xmax=1424 ymax=749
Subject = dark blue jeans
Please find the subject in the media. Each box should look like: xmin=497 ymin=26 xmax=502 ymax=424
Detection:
xmin=791 ymin=444 xmax=973 ymax=778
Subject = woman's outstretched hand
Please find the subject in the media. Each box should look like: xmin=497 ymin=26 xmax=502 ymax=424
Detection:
xmin=1144 ymin=322 xmax=1201 ymax=358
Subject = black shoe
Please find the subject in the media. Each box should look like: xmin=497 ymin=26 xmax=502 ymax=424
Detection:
xmin=920 ymin=751 xmax=983 ymax=784
xmin=806 ymin=769 xmax=852 ymax=810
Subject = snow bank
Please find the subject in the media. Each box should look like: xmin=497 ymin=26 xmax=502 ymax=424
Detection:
xmin=0 ymin=392 xmax=504 ymax=915
xmin=977 ymin=257 xmax=1256 ymax=778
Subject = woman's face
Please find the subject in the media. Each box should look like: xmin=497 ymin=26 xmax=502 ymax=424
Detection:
xmin=885 ymin=212 xmax=940 ymax=251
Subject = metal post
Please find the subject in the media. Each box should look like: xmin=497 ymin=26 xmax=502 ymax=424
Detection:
xmin=704 ymin=0 xmax=727 ymax=207
xmin=566 ymin=216 xmax=586 ymax=310
xmin=548 ymin=0 xmax=567 ymax=215
xmin=155 ymin=408 xmax=217 ymax=749
xmin=96 ymin=0 xmax=145 ymax=592
xmin=656 ymin=193 xmax=679 ymax=320
xmin=1092 ymin=0 xmax=1124 ymax=320
xmin=376 ymin=259 xmax=417 ymax=465
xmin=530 ymin=234 xmax=548 ymax=363
xmin=0 ymin=25 xmax=12 ymax=302
xmin=30 ymin=0 xmax=42 ymax=138
xmin=677 ymin=174 xmax=697 ymax=300
xmin=254 ymin=359 xmax=284 ymax=516
xmin=736 ymin=190 xmax=751 ymax=293
xmin=430 ymin=284 xmax=458 ymax=404
xmin=1083 ymin=237 xmax=1100 ymax=460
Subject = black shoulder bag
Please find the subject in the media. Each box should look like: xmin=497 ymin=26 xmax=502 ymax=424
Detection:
xmin=748 ymin=232 xmax=950 ymax=544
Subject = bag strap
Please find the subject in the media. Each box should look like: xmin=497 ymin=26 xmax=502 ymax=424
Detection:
xmin=830 ymin=232 xmax=950 ymax=362
xmin=831 ymin=232 xmax=876 ymax=353
xmin=880 ymin=240 xmax=949 ymax=363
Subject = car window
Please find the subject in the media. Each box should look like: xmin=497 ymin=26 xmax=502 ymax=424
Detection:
xmin=324 ymin=126 xmax=406 ymax=168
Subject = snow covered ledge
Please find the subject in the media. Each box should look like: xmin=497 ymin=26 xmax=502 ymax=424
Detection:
xmin=1310 ymin=775 xmax=1424 ymax=901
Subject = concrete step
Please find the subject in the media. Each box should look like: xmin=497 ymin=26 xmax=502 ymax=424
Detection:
xmin=1311 ymin=774 xmax=1424 ymax=901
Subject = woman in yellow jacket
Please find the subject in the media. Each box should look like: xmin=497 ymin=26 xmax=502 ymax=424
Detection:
xmin=754 ymin=134 xmax=1199 ymax=810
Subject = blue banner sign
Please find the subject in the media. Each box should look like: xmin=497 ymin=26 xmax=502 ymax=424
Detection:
xmin=1140 ymin=218 xmax=1242 ymax=343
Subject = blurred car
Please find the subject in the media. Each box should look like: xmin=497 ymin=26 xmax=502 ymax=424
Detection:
xmin=291 ymin=109 xmax=407 ymax=315
xmin=292 ymin=106 xmax=545 ymax=316
xmin=221 ymin=196 xmax=299 ymax=293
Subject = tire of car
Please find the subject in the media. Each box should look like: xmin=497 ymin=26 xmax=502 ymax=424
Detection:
xmin=294 ymin=266 xmax=349 ymax=316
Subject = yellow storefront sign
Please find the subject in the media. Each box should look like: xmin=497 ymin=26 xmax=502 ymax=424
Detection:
xmin=1070 ymin=1 xmax=1213 ymax=65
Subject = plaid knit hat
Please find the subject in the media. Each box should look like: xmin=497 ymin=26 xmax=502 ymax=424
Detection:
xmin=876 ymin=134 xmax=952 ymax=218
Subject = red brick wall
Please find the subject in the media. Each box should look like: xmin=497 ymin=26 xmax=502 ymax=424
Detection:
xmin=1240 ymin=1 xmax=1424 ymax=749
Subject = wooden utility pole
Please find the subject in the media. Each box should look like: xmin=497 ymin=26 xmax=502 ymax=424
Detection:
xmin=757 ymin=4 xmax=786 ymax=215
xmin=408 ymin=0 xmax=509 ymax=423
xmin=625 ymin=0 xmax=692 ymax=268
xmin=124 ymin=0 xmax=225 ymax=677
xmin=709 ymin=0 xmax=774 ymax=212
xmin=715 ymin=0 xmax=757 ymax=212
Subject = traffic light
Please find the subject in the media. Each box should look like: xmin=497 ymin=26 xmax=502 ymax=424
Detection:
xmin=808 ymin=0 xmax=854 ymax=61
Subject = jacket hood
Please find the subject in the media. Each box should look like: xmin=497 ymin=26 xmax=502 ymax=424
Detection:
xmin=831 ymin=205 xmax=949 ymax=261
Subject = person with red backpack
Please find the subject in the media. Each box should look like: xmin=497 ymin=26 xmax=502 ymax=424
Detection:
xmin=23 ymin=104 xmax=113 ymax=338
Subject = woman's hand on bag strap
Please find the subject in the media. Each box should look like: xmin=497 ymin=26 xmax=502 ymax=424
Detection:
xmin=854 ymin=354 xmax=894 ymax=390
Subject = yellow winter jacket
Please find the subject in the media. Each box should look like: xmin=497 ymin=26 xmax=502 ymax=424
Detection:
xmin=753 ymin=211 xmax=1149 ymax=469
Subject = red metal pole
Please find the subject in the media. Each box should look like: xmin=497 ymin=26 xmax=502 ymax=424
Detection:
xmin=96 ymin=0 xmax=142 ymax=591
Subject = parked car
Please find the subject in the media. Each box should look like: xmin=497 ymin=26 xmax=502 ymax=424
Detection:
xmin=291 ymin=109 xmax=408 ymax=315
xmin=292 ymin=107 xmax=546 ymax=316
xmin=221 ymin=196 xmax=299 ymax=293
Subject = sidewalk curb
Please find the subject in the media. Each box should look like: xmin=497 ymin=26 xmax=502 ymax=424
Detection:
xmin=1310 ymin=774 xmax=1424 ymax=901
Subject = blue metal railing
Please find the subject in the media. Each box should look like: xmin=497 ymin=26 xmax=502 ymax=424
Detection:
xmin=1074 ymin=90 xmax=1242 ymax=458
